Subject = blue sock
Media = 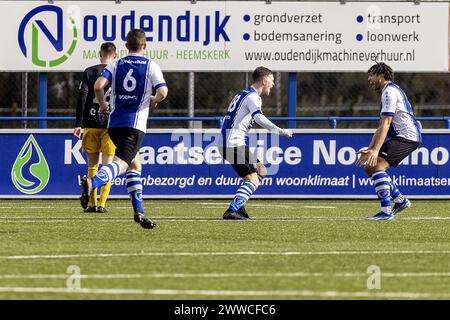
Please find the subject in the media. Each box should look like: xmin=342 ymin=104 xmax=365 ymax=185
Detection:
xmin=126 ymin=170 xmax=144 ymax=213
xmin=372 ymin=171 xmax=392 ymax=214
xmin=229 ymin=181 xmax=258 ymax=212
xmin=92 ymin=161 xmax=122 ymax=189
xmin=387 ymin=177 xmax=405 ymax=203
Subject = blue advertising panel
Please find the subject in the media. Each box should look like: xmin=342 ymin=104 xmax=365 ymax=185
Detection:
xmin=0 ymin=129 xmax=449 ymax=198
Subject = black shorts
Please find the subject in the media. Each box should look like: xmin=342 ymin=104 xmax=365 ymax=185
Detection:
xmin=108 ymin=128 xmax=145 ymax=166
xmin=219 ymin=146 xmax=260 ymax=178
xmin=379 ymin=136 xmax=420 ymax=168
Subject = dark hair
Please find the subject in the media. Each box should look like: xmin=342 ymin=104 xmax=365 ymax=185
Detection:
xmin=368 ymin=62 xmax=394 ymax=81
xmin=126 ymin=29 xmax=146 ymax=51
xmin=100 ymin=42 xmax=116 ymax=56
xmin=252 ymin=66 xmax=273 ymax=82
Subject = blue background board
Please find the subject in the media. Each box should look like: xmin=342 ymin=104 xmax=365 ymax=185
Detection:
xmin=0 ymin=130 xmax=449 ymax=198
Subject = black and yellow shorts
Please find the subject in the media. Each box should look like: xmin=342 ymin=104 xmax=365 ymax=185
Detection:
xmin=81 ymin=128 xmax=116 ymax=155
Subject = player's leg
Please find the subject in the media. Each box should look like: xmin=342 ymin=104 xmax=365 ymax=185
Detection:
xmin=382 ymin=173 xmax=410 ymax=215
xmin=80 ymin=128 xmax=102 ymax=211
xmin=80 ymin=156 xmax=126 ymax=210
xmin=377 ymin=137 xmax=419 ymax=216
xmin=365 ymin=158 xmax=394 ymax=220
xmin=127 ymin=153 xmax=144 ymax=214
xmin=90 ymin=157 xmax=126 ymax=189
xmin=225 ymin=172 xmax=259 ymax=218
xmin=223 ymin=146 xmax=261 ymax=220
xmin=256 ymin=162 xmax=267 ymax=185
xmin=97 ymin=153 xmax=114 ymax=213
xmin=128 ymin=149 xmax=156 ymax=229
xmin=390 ymin=179 xmax=411 ymax=215
xmin=90 ymin=128 xmax=130 ymax=188
xmin=238 ymin=162 xmax=267 ymax=219
xmin=80 ymin=128 xmax=128 ymax=210
xmin=98 ymin=131 xmax=116 ymax=213
xmin=86 ymin=152 xmax=100 ymax=212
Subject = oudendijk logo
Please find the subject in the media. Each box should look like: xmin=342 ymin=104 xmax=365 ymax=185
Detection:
xmin=11 ymin=135 xmax=50 ymax=194
xmin=18 ymin=5 xmax=77 ymax=67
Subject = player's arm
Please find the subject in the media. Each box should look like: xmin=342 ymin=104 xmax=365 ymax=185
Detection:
xmin=356 ymin=115 xmax=392 ymax=167
xmin=74 ymin=71 xmax=89 ymax=139
xmin=150 ymin=85 xmax=168 ymax=110
xmin=369 ymin=115 xmax=393 ymax=150
xmin=356 ymin=87 xmax=396 ymax=167
xmin=253 ymin=113 xmax=293 ymax=137
xmin=247 ymin=94 xmax=293 ymax=137
xmin=94 ymin=76 xmax=110 ymax=113
xmin=149 ymin=63 xmax=168 ymax=110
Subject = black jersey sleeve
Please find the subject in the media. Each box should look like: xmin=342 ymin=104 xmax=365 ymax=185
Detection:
xmin=75 ymin=69 xmax=89 ymax=127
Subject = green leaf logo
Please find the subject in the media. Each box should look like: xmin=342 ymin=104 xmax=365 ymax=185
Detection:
xmin=11 ymin=135 xmax=50 ymax=194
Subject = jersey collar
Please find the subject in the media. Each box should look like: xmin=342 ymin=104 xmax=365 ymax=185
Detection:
xmin=381 ymin=81 xmax=392 ymax=93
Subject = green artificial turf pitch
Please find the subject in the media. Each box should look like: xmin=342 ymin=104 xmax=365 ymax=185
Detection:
xmin=0 ymin=199 xmax=449 ymax=299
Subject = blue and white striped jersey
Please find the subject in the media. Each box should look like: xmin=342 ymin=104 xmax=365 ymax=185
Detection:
xmin=221 ymin=87 xmax=262 ymax=147
xmin=380 ymin=82 xmax=422 ymax=142
xmin=102 ymin=54 xmax=166 ymax=133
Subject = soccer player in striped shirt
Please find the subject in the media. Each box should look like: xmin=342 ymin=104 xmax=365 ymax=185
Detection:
xmin=356 ymin=63 xmax=421 ymax=220
xmin=79 ymin=29 xmax=168 ymax=229
xmin=219 ymin=67 xmax=293 ymax=220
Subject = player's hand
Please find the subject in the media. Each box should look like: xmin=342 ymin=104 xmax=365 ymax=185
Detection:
xmin=356 ymin=149 xmax=378 ymax=167
xmin=73 ymin=127 xmax=82 ymax=139
xmin=149 ymin=96 xmax=158 ymax=110
xmin=285 ymin=130 xmax=293 ymax=138
xmin=99 ymin=102 xmax=109 ymax=113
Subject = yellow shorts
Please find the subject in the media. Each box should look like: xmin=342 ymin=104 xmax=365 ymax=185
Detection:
xmin=81 ymin=128 xmax=116 ymax=155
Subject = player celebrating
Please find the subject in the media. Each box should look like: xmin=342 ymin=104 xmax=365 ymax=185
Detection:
xmin=79 ymin=29 xmax=168 ymax=229
xmin=356 ymin=62 xmax=421 ymax=220
xmin=219 ymin=66 xmax=293 ymax=220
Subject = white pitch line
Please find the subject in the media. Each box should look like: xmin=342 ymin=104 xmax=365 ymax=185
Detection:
xmin=3 ymin=250 xmax=450 ymax=260
xmin=302 ymin=206 xmax=337 ymax=209
xmin=0 ymin=216 xmax=450 ymax=223
xmin=199 ymin=203 xmax=295 ymax=208
xmin=0 ymin=217 xmax=128 ymax=220
xmin=1 ymin=272 xmax=449 ymax=280
xmin=0 ymin=287 xmax=449 ymax=298
xmin=336 ymin=272 xmax=450 ymax=278
xmin=0 ymin=206 xmax=176 ymax=210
